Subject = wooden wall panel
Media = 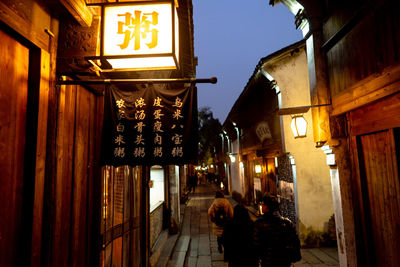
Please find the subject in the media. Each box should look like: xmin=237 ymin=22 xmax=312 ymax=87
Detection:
xmin=358 ymin=130 xmax=400 ymax=266
xmin=326 ymin=0 xmax=400 ymax=96
xmin=0 ymin=27 xmax=29 ymax=267
xmin=348 ymin=92 xmax=400 ymax=136
xmin=54 ymin=84 xmax=77 ymax=266
xmin=332 ymin=64 xmax=400 ymax=116
xmin=51 ymin=83 xmax=103 ymax=266
xmin=30 ymin=49 xmax=50 ymax=267
xmin=70 ymin=86 xmax=90 ymax=266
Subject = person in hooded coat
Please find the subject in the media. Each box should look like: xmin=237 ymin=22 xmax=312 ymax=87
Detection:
xmin=208 ymin=190 xmax=233 ymax=253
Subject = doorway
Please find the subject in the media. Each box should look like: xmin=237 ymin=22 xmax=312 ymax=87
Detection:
xmin=0 ymin=26 xmax=36 ymax=266
xmin=352 ymin=129 xmax=400 ymax=266
xmin=349 ymin=93 xmax=400 ymax=266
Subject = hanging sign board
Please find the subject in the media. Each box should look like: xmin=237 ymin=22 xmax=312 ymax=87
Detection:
xmin=88 ymin=1 xmax=179 ymax=71
xmin=101 ymin=85 xmax=198 ymax=166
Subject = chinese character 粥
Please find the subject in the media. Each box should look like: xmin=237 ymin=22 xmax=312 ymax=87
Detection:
xmin=134 ymin=147 xmax=146 ymax=158
xmin=153 ymin=97 xmax=164 ymax=107
xmin=114 ymin=147 xmax=125 ymax=158
xmin=134 ymin=97 xmax=147 ymax=108
xmin=117 ymin=11 xmax=159 ymax=50
xmin=153 ymin=109 xmax=164 ymax=120
xmin=114 ymin=134 xmax=126 ymax=146
xmin=173 ymin=97 xmax=183 ymax=108
xmin=135 ymin=110 xmax=146 ymax=120
xmin=134 ymin=121 xmax=146 ymax=133
xmin=171 ymin=146 xmax=183 ymax=157
xmin=153 ymin=147 xmax=163 ymax=157
xmin=135 ymin=134 xmax=145 ymax=145
xmin=172 ymin=134 xmax=183 ymax=145
xmin=154 ymin=133 xmax=162 ymax=145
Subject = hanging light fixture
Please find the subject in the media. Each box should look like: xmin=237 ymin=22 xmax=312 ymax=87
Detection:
xmin=290 ymin=114 xmax=307 ymax=138
xmin=255 ymin=164 xmax=262 ymax=174
xmin=87 ymin=0 xmax=179 ymax=72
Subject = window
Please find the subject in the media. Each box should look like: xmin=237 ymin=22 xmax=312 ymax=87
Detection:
xmin=150 ymin=165 xmax=165 ymax=212
xmin=101 ymin=166 xmax=142 ymax=267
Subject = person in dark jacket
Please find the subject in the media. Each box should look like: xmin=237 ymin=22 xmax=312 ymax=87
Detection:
xmin=253 ymin=194 xmax=301 ymax=267
xmin=222 ymin=205 xmax=258 ymax=267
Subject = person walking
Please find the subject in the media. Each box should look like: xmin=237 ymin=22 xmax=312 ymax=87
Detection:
xmin=208 ymin=190 xmax=233 ymax=253
xmin=222 ymin=205 xmax=258 ymax=267
xmin=253 ymin=194 xmax=301 ymax=267
xmin=189 ymin=174 xmax=197 ymax=193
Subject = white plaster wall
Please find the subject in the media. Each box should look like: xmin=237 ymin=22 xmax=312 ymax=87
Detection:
xmin=264 ymin=48 xmax=334 ymax=231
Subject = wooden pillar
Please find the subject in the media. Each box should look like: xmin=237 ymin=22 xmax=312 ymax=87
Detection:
xmin=305 ymin=18 xmax=332 ymax=147
xmin=141 ymin=166 xmax=150 ymax=267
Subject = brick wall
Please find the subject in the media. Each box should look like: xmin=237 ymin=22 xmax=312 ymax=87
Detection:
xmin=150 ymin=204 xmax=164 ymax=249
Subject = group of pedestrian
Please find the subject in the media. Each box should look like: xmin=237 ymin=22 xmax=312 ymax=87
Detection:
xmin=208 ymin=191 xmax=301 ymax=267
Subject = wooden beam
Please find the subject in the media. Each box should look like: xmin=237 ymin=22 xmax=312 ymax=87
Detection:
xmin=332 ymin=63 xmax=400 ymax=116
xmin=0 ymin=1 xmax=50 ymax=51
xmin=59 ymin=0 xmax=93 ymax=27
xmin=277 ymin=106 xmax=310 ymax=115
xmin=348 ymin=93 xmax=400 ymax=136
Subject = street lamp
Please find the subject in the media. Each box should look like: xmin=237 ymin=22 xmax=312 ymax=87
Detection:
xmin=290 ymin=115 xmax=307 ymax=138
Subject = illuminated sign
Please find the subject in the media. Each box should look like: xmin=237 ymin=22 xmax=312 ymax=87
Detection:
xmin=88 ymin=1 xmax=179 ymax=71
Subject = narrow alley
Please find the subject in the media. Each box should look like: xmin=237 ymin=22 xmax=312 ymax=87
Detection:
xmin=158 ymin=183 xmax=339 ymax=267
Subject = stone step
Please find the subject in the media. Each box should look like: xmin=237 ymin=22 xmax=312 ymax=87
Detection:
xmin=155 ymin=233 xmax=179 ymax=267
xmin=167 ymin=235 xmax=191 ymax=267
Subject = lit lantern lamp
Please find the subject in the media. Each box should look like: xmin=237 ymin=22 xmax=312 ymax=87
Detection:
xmin=290 ymin=115 xmax=307 ymax=138
xmin=87 ymin=0 xmax=179 ymax=71
xmin=255 ymin=164 xmax=262 ymax=174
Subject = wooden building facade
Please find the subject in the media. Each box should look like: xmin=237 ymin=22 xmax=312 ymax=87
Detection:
xmin=222 ymin=68 xmax=282 ymax=204
xmin=272 ymin=0 xmax=400 ymax=266
xmin=0 ymin=0 xmax=196 ymax=266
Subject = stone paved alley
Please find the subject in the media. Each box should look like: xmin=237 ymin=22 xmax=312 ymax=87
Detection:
xmin=157 ymin=183 xmax=340 ymax=267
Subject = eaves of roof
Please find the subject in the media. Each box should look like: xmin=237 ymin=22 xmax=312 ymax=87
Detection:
xmin=223 ymin=39 xmax=306 ymax=128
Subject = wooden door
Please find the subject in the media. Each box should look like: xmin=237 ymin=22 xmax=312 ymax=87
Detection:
xmin=348 ymin=91 xmax=400 ymax=266
xmin=0 ymin=28 xmax=30 ymax=266
xmin=45 ymin=83 xmax=103 ymax=267
xmin=354 ymin=129 xmax=400 ymax=266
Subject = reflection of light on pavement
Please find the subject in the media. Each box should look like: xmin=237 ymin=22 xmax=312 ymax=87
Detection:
xmin=189 ymin=196 xmax=214 ymax=201
xmin=186 ymin=196 xmax=214 ymax=207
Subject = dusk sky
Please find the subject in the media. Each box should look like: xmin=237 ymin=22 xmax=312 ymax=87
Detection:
xmin=192 ymin=0 xmax=303 ymax=123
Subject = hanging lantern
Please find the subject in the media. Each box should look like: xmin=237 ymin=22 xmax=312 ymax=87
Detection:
xmin=290 ymin=115 xmax=307 ymax=138
xmin=255 ymin=164 xmax=262 ymax=174
xmin=87 ymin=0 xmax=179 ymax=71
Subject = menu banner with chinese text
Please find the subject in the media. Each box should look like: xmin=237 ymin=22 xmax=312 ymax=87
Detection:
xmin=101 ymin=84 xmax=198 ymax=166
